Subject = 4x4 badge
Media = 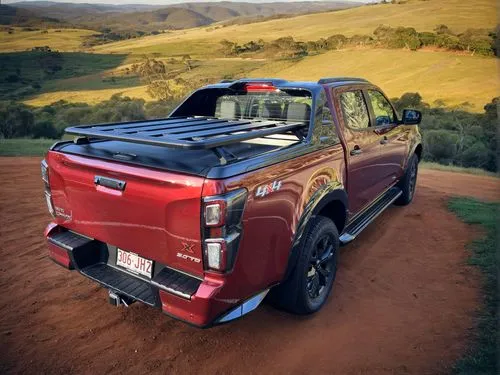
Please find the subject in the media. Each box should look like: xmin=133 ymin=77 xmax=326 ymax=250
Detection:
xmin=256 ymin=180 xmax=282 ymax=198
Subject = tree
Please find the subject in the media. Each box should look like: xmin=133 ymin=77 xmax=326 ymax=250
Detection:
xmin=434 ymin=24 xmax=453 ymax=35
xmin=0 ymin=101 xmax=35 ymax=138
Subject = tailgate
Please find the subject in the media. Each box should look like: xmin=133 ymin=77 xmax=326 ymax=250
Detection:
xmin=46 ymin=151 xmax=205 ymax=277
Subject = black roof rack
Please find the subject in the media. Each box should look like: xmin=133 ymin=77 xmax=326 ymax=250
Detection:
xmin=318 ymin=77 xmax=369 ymax=84
xmin=65 ymin=116 xmax=305 ymax=151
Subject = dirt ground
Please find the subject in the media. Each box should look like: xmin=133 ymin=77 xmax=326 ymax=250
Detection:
xmin=0 ymin=157 xmax=498 ymax=375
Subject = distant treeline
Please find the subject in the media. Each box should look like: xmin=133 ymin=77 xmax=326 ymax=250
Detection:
xmin=0 ymin=93 xmax=497 ymax=172
xmin=82 ymin=28 xmax=170 ymax=48
xmin=220 ymin=25 xmax=498 ymax=58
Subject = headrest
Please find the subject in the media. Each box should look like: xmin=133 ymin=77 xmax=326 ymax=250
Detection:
xmin=286 ymin=102 xmax=310 ymax=122
xmin=219 ymin=100 xmax=241 ymax=119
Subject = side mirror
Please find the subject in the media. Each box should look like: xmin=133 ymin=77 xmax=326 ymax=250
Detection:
xmin=401 ymin=109 xmax=422 ymax=125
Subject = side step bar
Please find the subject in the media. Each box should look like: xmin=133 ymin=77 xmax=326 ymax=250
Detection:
xmin=340 ymin=187 xmax=402 ymax=244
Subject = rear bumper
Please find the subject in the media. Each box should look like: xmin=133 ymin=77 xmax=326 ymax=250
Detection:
xmin=45 ymin=224 xmax=267 ymax=327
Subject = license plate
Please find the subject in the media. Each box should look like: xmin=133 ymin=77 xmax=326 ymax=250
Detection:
xmin=116 ymin=249 xmax=153 ymax=278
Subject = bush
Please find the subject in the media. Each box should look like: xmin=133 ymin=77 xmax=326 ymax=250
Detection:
xmin=32 ymin=121 xmax=58 ymax=139
xmin=374 ymin=25 xmax=421 ymax=50
xmin=435 ymin=33 xmax=461 ymax=49
xmin=418 ymin=32 xmax=437 ymax=46
xmin=458 ymin=29 xmax=495 ymax=55
xmin=423 ymin=129 xmax=459 ymax=164
xmin=326 ymin=34 xmax=347 ymax=50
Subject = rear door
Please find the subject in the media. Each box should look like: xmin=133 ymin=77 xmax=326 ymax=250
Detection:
xmin=333 ymin=87 xmax=386 ymax=215
xmin=365 ymin=89 xmax=408 ymax=189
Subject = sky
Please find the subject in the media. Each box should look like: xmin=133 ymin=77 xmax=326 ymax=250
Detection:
xmin=4 ymin=0 xmax=368 ymax=5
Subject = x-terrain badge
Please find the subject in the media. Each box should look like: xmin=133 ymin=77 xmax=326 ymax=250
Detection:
xmin=181 ymin=242 xmax=195 ymax=253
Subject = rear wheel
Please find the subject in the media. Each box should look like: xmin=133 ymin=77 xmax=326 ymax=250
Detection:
xmin=395 ymin=154 xmax=419 ymax=206
xmin=270 ymin=216 xmax=338 ymax=314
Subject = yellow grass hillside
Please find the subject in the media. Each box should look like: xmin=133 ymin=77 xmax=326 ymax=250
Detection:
xmin=0 ymin=28 xmax=96 ymax=52
xmin=250 ymin=49 xmax=498 ymax=111
xmin=92 ymin=0 xmax=497 ymax=56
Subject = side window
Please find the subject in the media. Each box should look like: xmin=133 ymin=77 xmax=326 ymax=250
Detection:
xmin=367 ymin=90 xmax=395 ymax=126
xmin=339 ymin=91 xmax=370 ymax=130
xmin=312 ymin=91 xmax=340 ymax=145
xmin=322 ymin=105 xmax=334 ymax=125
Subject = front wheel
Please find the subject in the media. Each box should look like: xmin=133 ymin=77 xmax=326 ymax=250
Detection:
xmin=395 ymin=154 xmax=419 ymax=206
xmin=270 ymin=216 xmax=339 ymax=315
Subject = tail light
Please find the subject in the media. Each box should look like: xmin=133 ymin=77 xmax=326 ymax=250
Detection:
xmin=202 ymin=189 xmax=247 ymax=273
xmin=41 ymin=159 xmax=55 ymax=217
xmin=244 ymin=82 xmax=279 ymax=93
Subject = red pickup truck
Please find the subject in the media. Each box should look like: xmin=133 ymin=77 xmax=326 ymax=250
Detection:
xmin=42 ymin=77 xmax=422 ymax=327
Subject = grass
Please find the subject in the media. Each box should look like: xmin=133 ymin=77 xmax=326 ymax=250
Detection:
xmin=448 ymin=198 xmax=498 ymax=375
xmin=0 ymin=28 xmax=97 ymax=52
xmin=23 ymin=58 xmax=262 ymax=106
xmin=249 ymin=48 xmax=497 ymax=112
xmin=0 ymin=0 xmax=495 ymax=111
xmin=91 ymin=0 xmax=497 ymax=55
xmin=421 ymin=162 xmax=499 ymax=178
xmin=21 ymin=49 xmax=497 ymax=110
xmin=0 ymin=138 xmax=57 ymax=156
xmin=0 ymin=51 xmax=128 ymax=101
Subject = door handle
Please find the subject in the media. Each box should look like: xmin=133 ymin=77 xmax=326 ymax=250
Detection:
xmin=380 ymin=136 xmax=388 ymax=145
xmin=350 ymin=146 xmax=363 ymax=156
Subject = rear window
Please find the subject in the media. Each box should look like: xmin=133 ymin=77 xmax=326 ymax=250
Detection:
xmin=172 ymin=87 xmax=312 ymax=124
xmin=214 ymin=91 xmax=312 ymax=124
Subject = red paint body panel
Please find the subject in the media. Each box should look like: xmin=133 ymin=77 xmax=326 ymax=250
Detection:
xmin=201 ymin=145 xmax=346 ymax=302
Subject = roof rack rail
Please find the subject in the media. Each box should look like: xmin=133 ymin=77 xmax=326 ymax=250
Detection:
xmin=318 ymin=77 xmax=369 ymax=84
xmin=65 ymin=116 xmax=305 ymax=151
xmin=219 ymin=79 xmax=234 ymax=83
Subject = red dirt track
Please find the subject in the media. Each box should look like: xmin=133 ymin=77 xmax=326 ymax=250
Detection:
xmin=0 ymin=157 xmax=498 ymax=374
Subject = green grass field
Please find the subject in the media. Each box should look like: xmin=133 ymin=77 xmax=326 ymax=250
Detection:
xmin=421 ymin=162 xmax=499 ymax=177
xmin=0 ymin=52 xmax=128 ymax=101
xmin=448 ymin=198 xmax=498 ymax=374
xmin=0 ymin=139 xmax=56 ymax=156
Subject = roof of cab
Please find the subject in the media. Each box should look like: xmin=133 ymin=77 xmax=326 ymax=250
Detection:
xmin=204 ymin=77 xmax=372 ymax=91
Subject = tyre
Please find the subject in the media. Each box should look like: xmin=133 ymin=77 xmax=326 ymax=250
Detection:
xmin=270 ymin=216 xmax=339 ymax=315
xmin=395 ymin=154 xmax=419 ymax=206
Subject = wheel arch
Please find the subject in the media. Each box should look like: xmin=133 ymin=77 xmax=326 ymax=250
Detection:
xmin=414 ymin=143 xmax=423 ymax=162
xmin=282 ymin=185 xmax=348 ymax=281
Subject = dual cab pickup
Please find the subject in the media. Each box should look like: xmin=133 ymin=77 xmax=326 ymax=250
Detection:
xmin=42 ymin=77 xmax=422 ymax=327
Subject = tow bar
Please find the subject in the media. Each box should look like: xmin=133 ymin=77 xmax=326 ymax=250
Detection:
xmin=108 ymin=290 xmax=135 ymax=307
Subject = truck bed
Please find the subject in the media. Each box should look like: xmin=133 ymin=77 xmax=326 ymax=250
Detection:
xmin=53 ymin=135 xmax=302 ymax=178
xmin=54 ymin=116 xmax=307 ymax=177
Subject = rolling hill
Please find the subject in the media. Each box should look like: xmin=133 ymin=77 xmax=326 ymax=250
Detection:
xmin=91 ymin=0 xmax=496 ymax=54
xmin=0 ymin=4 xmax=67 ymax=27
xmin=7 ymin=1 xmax=361 ymax=32
xmin=1 ymin=0 xmax=496 ymax=112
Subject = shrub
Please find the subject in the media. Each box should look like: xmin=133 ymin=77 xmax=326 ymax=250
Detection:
xmin=326 ymin=34 xmax=347 ymax=50
xmin=423 ymin=129 xmax=459 ymax=164
xmin=458 ymin=29 xmax=495 ymax=56
xmin=435 ymin=33 xmax=460 ymax=49
xmin=418 ymin=32 xmax=437 ymax=46
xmin=32 ymin=121 xmax=58 ymax=139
